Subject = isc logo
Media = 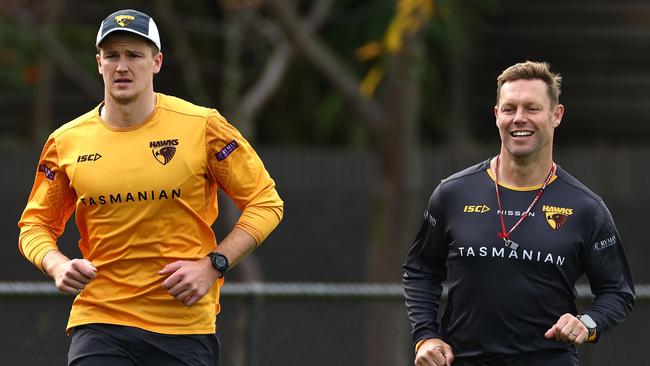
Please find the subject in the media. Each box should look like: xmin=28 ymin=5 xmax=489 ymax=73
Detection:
xmin=464 ymin=205 xmax=490 ymax=213
xmin=77 ymin=153 xmax=102 ymax=163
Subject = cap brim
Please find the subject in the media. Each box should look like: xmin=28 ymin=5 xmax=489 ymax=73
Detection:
xmin=96 ymin=28 xmax=160 ymax=50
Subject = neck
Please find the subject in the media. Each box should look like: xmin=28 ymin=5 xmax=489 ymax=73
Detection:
xmin=101 ymin=92 xmax=157 ymax=129
xmin=492 ymin=152 xmax=554 ymax=188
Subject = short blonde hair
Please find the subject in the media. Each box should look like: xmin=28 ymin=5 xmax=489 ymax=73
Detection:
xmin=496 ymin=61 xmax=562 ymax=106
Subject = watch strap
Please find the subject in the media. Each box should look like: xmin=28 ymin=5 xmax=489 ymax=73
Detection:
xmin=577 ymin=314 xmax=598 ymax=343
xmin=207 ymin=252 xmax=229 ymax=276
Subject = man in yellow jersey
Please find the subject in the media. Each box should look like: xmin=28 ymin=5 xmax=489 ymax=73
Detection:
xmin=18 ymin=9 xmax=283 ymax=366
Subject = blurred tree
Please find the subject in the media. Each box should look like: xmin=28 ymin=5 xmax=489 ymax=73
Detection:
xmin=265 ymin=0 xmax=429 ymax=363
xmin=3 ymin=0 xmax=100 ymax=142
xmin=0 ymin=22 xmax=40 ymax=91
xmin=0 ymin=8 xmax=41 ymax=142
xmin=263 ymin=0 xmax=498 ymax=363
xmin=33 ymin=0 xmax=64 ymax=141
xmin=266 ymin=0 xmax=427 ymax=285
xmin=427 ymin=0 xmax=499 ymax=153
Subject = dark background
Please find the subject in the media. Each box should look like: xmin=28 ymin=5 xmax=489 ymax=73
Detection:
xmin=1 ymin=0 xmax=649 ymax=365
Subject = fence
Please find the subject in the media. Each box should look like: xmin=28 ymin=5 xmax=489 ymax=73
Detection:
xmin=0 ymin=282 xmax=648 ymax=366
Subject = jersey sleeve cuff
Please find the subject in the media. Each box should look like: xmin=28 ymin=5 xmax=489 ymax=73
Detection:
xmin=19 ymin=225 xmax=59 ymax=272
xmin=236 ymin=205 xmax=283 ymax=246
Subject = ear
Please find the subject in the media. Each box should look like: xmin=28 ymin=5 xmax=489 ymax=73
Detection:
xmin=153 ymin=52 xmax=163 ymax=74
xmin=552 ymin=104 xmax=564 ymax=128
xmin=96 ymin=53 xmax=102 ymax=74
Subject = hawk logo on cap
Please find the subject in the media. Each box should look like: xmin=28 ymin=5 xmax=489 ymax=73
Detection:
xmin=542 ymin=205 xmax=573 ymax=230
xmin=115 ymin=15 xmax=135 ymax=27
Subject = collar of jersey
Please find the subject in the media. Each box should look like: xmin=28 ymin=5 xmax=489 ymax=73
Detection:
xmin=96 ymin=94 xmax=160 ymax=132
xmin=485 ymin=168 xmax=558 ymax=192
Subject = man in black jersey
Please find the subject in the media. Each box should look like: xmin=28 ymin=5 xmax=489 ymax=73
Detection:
xmin=403 ymin=61 xmax=635 ymax=366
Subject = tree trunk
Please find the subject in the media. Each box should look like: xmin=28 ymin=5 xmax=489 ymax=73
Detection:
xmin=32 ymin=0 xmax=64 ymax=142
xmin=363 ymin=34 xmax=424 ymax=366
xmin=220 ymin=9 xmax=259 ymax=366
xmin=448 ymin=37 xmax=478 ymax=157
xmin=263 ymin=1 xmax=427 ymax=363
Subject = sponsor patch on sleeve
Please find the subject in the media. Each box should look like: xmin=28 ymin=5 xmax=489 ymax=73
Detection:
xmin=593 ymin=235 xmax=616 ymax=251
xmin=215 ymin=140 xmax=239 ymax=161
xmin=424 ymin=209 xmax=437 ymax=227
xmin=38 ymin=164 xmax=56 ymax=180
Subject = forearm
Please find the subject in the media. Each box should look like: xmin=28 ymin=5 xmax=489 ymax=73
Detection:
xmin=403 ymin=272 xmax=445 ymax=343
xmin=160 ymin=227 xmax=256 ymax=305
xmin=402 ymin=217 xmax=447 ymax=344
xmin=584 ymin=290 xmax=635 ymax=333
xmin=41 ymin=250 xmax=72 ymax=278
xmin=583 ymin=201 xmax=636 ymax=333
xmin=216 ymin=227 xmax=258 ymax=268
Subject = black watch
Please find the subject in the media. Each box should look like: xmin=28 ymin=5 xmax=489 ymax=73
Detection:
xmin=207 ymin=252 xmax=229 ymax=277
xmin=577 ymin=314 xmax=598 ymax=342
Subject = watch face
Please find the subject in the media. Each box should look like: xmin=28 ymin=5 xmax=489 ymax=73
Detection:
xmin=580 ymin=315 xmax=597 ymax=329
xmin=210 ymin=253 xmax=228 ymax=272
xmin=214 ymin=256 xmax=227 ymax=268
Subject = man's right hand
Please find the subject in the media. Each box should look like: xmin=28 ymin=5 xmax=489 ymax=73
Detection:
xmin=42 ymin=251 xmax=96 ymax=294
xmin=415 ymin=338 xmax=455 ymax=366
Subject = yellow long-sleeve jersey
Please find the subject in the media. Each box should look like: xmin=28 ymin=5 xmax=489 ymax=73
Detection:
xmin=18 ymin=93 xmax=283 ymax=334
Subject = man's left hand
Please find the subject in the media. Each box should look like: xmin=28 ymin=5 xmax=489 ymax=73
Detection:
xmin=159 ymin=258 xmax=220 ymax=306
xmin=544 ymin=313 xmax=588 ymax=344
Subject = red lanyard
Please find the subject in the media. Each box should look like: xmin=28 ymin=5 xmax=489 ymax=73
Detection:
xmin=494 ymin=155 xmax=555 ymax=250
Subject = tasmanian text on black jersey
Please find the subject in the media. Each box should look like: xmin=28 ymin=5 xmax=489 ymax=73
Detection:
xmin=457 ymin=245 xmax=566 ymax=266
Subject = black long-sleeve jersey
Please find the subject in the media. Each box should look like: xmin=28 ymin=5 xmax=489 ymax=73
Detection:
xmin=403 ymin=159 xmax=635 ymax=361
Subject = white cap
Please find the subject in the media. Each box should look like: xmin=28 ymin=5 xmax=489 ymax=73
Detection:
xmin=96 ymin=9 xmax=161 ymax=51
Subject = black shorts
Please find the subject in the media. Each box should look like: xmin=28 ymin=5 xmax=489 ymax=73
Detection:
xmin=68 ymin=324 xmax=220 ymax=366
xmin=454 ymin=349 xmax=579 ymax=366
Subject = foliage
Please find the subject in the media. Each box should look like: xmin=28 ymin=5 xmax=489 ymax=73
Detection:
xmin=0 ymin=15 xmax=97 ymax=92
xmin=417 ymin=0 xmax=501 ymax=142
xmin=56 ymin=24 xmax=103 ymax=76
xmin=0 ymin=0 xmax=501 ymax=146
xmin=0 ymin=20 xmax=41 ymax=93
xmin=256 ymin=0 xmax=501 ymax=146
xmin=357 ymin=0 xmax=433 ymax=96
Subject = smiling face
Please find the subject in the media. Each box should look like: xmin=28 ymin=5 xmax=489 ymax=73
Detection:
xmin=96 ymin=33 xmax=162 ymax=104
xmin=494 ymin=78 xmax=564 ymax=163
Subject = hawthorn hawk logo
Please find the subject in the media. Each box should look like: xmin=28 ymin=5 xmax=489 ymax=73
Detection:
xmin=115 ymin=15 xmax=135 ymax=27
xmin=150 ymin=139 xmax=179 ymax=165
xmin=542 ymin=205 xmax=573 ymax=230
